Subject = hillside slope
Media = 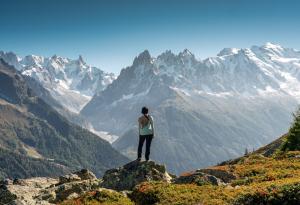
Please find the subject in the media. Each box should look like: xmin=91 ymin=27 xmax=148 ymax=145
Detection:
xmin=0 ymin=60 xmax=128 ymax=178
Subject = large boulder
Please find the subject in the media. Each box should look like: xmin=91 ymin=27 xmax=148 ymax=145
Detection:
xmin=41 ymin=169 xmax=100 ymax=203
xmin=101 ymin=160 xmax=173 ymax=191
xmin=48 ymin=179 xmax=100 ymax=203
xmin=199 ymin=168 xmax=236 ymax=183
xmin=173 ymin=170 xmax=223 ymax=186
xmin=58 ymin=169 xmax=97 ymax=185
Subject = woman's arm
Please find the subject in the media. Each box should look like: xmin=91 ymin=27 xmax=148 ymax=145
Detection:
xmin=150 ymin=116 xmax=154 ymax=136
xmin=138 ymin=118 xmax=141 ymax=135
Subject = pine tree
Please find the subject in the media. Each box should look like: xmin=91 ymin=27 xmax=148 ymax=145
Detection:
xmin=282 ymin=108 xmax=300 ymax=151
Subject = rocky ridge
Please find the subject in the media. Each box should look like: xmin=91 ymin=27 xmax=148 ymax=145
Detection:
xmin=0 ymin=160 xmax=234 ymax=205
xmin=3 ymin=143 xmax=300 ymax=205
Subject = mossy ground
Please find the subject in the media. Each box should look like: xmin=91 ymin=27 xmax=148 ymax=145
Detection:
xmin=60 ymin=189 xmax=134 ymax=205
xmin=61 ymin=151 xmax=300 ymax=205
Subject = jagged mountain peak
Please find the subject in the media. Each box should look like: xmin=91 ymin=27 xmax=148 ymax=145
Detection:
xmin=78 ymin=54 xmax=86 ymax=65
xmin=237 ymin=48 xmax=256 ymax=58
xmin=133 ymin=50 xmax=152 ymax=66
xmin=0 ymin=51 xmax=22 ymax=70
xmin=51 ymin=54 xmax=58 ymax=59
xmin=217 ymin=43 xmax=287 ymax=58
xmin=179 ymin=48 xmax=194 ymax=57
xmin=251 ymin=42 xmax=284 ymax=56
xmin=217 ymin=47 xmax=240 ymax=56
xmin=157 ymin=49 xmax=195 ymax=61
xmin=263 ymin=42 xmax=283 ymax=50
xmin=21 ymin=54 xmax=44 ymax=66
xmin=156 ymin=50 xmax=178 ymax=64
xmin=50 ymin=54 xmax=68 ymax=62
xmin=251 ymin=43 xmax=300 ymax=59
xmin=0 ymin=51 xmax=18 ymax=58
xmin=159 ymin=49 xmax=176 ymax=57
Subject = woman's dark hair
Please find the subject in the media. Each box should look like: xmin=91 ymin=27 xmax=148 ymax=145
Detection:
xmin=141 ymin=106 xmax=149 ymax=115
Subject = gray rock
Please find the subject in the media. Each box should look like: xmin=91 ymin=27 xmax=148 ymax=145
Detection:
xmin=101 ymin=160 xmax=173 ymax=191
xmin=198 ymin=168 xmax=236 ymax=183
xmin=53 ymin=179 xmax=100 ymax=203
xmin=13 ymin=179 xmax=27 ymax=186
xmin=0 ymin=179 xmax=13 ymax=186
xmin=58 ymin=174 xmax=81 ymax=185
xmin=173 ymin=171 xmax=223 ymax=186
xmin=0 ymin=170 xmax=99 ymax=204
xmin=73 ymin=169 xmax=96 ymax=181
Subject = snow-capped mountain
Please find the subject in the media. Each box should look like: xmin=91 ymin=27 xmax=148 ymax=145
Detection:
xmin=81 ymin=43 xmax=300 ymax=174
xmin=128 ymin=43 xmax=300 ymax=97
xmin=0 ymin=51 xmax=115 ymax=113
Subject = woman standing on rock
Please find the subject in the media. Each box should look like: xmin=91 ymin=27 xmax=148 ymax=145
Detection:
xmin=137 ymin=106 xmax=154 ymax=161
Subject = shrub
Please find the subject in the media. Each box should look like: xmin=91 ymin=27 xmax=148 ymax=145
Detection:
xmin=233 ymin=183 xmax=300 ymax=205
xmin=282 ymin=108 xmax=300 ymax=151
xmin=60 ymin=189 xmax=134 ymax=205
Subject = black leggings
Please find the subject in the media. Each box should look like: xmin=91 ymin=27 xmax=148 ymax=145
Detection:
xmin=137 ymin=134 xmax=153 ymax=160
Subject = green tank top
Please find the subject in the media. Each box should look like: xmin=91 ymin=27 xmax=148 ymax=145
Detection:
xmin=139 ymin=115 xmax=154 ymax=135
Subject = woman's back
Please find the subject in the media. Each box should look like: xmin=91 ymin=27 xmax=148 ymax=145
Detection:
xmin=139 ymin=115 xmax=154 ymax=136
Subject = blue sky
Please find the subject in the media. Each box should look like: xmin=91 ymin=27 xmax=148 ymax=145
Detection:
xmin=1 ymin=0 xmax=300 ymax=74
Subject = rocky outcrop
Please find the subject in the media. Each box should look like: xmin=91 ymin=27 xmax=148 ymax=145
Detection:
xmin=50 ymin=179 xmax=100 ymax=203
xmin=73 ymin=169 xmax=97 ymax=181
xmin=0 ymin=169 xmax=100 ymax=205
xmin=57 ymin=169 xmax=96 ymax=185
xmin=0 ymin=177 xmax=58 ymax=205
xmin=0 ymin=162 xmax=174 ymax=204
xmin=0 ymin=161 xmax=236 ymax=205
xmin=101 ymin=160 xmax=173 ymax=191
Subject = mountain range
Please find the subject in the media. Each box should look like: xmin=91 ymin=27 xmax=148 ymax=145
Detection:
xmin=1 ymin=43 xmax=300 ymax=174
xmin=0 ymin=51 xmax=115 ymax=113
